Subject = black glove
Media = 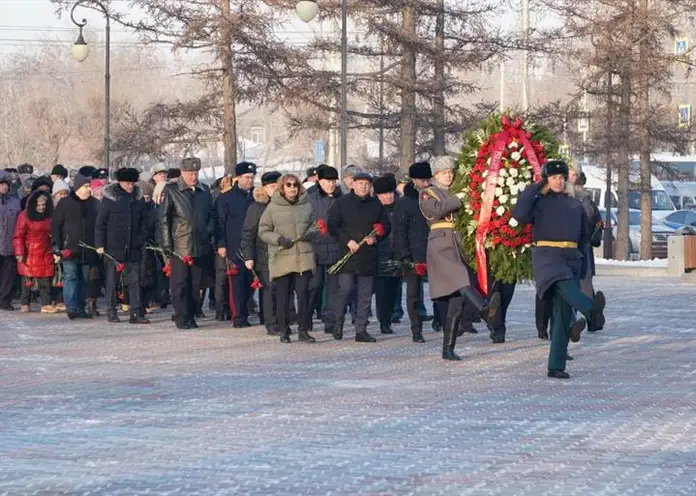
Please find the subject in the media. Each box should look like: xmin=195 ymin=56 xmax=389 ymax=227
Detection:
xmin=278 ymin=236 xmax=294 ymax=249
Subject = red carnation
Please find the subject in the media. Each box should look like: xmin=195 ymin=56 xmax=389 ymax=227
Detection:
xmin=317 ymin=219 xmax=328 ymax=236
xmin=226 ymin=264 xmax=239 ymax=276
xmin=373 ymin=223 xmax=385 ymax=237
xmin=182 ymin=255 xmax=194 ymax=266
xmin=61 ymin=249 xmax=71 ymax=259
xmin=250 ymin=277 xmax=264 ymax=290
xmin=118 ymin=293 xmax=125 ymax=303
xmin=162 ymin=261 xmax=172 ymax=277
xmin=55 ymin=282 xmax=64 ymax=288
xmin=115 ymin=263 xmax=125 ymax=273
xmin=414 ymin=263 xmax=427 ymax=277
xmin=24 ymin=279 xmax=33 ymax=288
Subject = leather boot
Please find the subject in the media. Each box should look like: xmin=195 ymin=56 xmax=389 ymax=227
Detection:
xmin=332 ymin=319 xmax=344 ymax=340
xmin=411 ymin=326 xmax=425 ymax=343
xmin=107 ymin=309 xmax=120 ymax=323
xmin=130 ymin=310 xmax=150 ymax=324
xmin=298 ymin=330 xmax=316 ymax=343
xmin=590 ymin=291 xmax=606 ymax=330
xmin=442 ymin=315 xmax=461 ymax=361
xmin=215 ymin=311 xmax=225 ymax=321
xmin=86 ymin=298 xmax=100 ymax=317
xmin=460 ymin=287 xmax=500 ymax=325
xmin=280 ymin=329 xmax=291 ymax=343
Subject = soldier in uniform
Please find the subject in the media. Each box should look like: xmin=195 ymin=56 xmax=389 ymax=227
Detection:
xmin=512 ymin=160 xmax=607 ymax=379
xmin=419 ymin=156 xmax=500 ymax=361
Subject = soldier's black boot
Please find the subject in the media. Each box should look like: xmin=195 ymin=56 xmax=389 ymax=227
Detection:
xmin=411 ymin=326 xmax=425 ymax=343
xmin=589 ymin=291 xmax=606 ymax=330
xmin=107 ymin=308 xmax=120 ymax=323
xmin=442 ymin=315 xmax=461 ymax=361
xmin=460 ymin=287 xmax=500 ymax=326
xmin=298 ymin=330 xmax=316 ymax=343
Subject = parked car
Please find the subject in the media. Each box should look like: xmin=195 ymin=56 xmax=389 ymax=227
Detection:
xmin=598 ymin=208 xmax=675 ymax=258
xmin=662 ymin=210 xmax=696 ymax=230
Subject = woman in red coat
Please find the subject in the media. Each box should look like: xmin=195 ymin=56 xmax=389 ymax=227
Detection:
xmin=13 ymin=191 xmax=58 ymax=313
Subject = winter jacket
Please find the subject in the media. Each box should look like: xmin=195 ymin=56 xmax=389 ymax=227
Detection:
xmin=215 ymin=184 xmax=254 ymax=262
xmin=241 ymin=187 xmax=271 ymax=273
xmin=512 ymin=181 xmax=588 ymax=298
xmin=0 ymin=192 xmax=21 ymax=256
xmin=575 ymin=186 xmax=600 ymax=277
xmin=95 ymin=183 xmax=149 ymax=263
xmin=258 ymin=191 xmax=316 ymax=280
xmin=393 ymin=181 xmax=429 ymax=263
xmin=377 ymin=201 xmax=396 ymax=265
xmin=419 ymin=184 xmax=472 ymax=299
xmin=51 ymin=192 xmax=100 ymax=265
xmin=308 ymin=184 xmax=342 ymax=266
xmin=13 ymin=191 xmax=54 ymax=278
xmin=159 ymin=179 xmax=215 ymax=258
xmin=326 ymin=191 xmax=391 ymax=277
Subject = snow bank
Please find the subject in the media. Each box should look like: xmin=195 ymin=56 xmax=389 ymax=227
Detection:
xmin=594 ymin=258 xmax=668 ymax=268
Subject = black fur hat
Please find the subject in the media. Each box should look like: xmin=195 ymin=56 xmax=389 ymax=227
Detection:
xmin=92 ymin=168 xmax=109 ymax=180
xmin=408 ymin=161 xmax=432 ymax=179
xmin=317 ymin=165 xmax=339 ymax=180
xmin=79 ymin=166 xmax=96 ymax=178
xmin=51 ymin=164 xmax=68 ymax=178
xmin=115 ymin=167 xmax=140 ymax=183
xmin=542 ymin=160 xmax=569 ymax=179
xmin=17 ymin=163 xmax=34 ymax=175
xmin=31 ymin=176 xmax=53 ymax=193
xmin=373 ymin=175 xmax=397 ymax=194
xmin=235 ymin=161 xmax=257 ymax=176
xmin=261 ymin=171 xmax=282 ymax=186
xmin=167 ymin=168 xmax=181 ymax=180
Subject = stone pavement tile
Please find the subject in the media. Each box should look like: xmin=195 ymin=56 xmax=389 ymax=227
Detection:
xmin=0 ymin=277 xmax=695 ymax=495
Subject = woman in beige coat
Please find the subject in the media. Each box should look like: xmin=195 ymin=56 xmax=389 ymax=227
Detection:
xmin=258 ymin=174 xmax=316 ymax=343
xmin=420 ymin=156 xmax=500 ymax=360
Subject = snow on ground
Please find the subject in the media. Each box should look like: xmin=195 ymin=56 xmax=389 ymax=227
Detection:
xmin=595 ymin=257 xmax=668 ymax=267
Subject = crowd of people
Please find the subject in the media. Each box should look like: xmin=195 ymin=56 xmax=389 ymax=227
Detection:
xmin=0 ymin=156 xmax=606 ymax=377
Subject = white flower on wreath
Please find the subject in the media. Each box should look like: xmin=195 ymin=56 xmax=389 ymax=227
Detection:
xmin=509 ymin=168 xmax=519 ymax=178
xmin=499 ymin=168 xmax=508 ymax=177
xmin=509 ymin=184 xmax=518 ymax=196
xmin=509 ymin=217 xmax=519 ymax=227
xmin=511 ymin=151 xmax=521 ymax=161
xmin=496 ymin=206 xmax=506 ymax=216
xmin=519 ymin=159 xmax=527 ymax=165
xmin=497 ymin=176 xmax=505 ymax=186
xmin=523 ymin=170 xmax=532 ymax=179
xmin=506 ymin=176 xmax=516 ymax=187
xmin=482 ymin=169 xmax=488 ymax=178
xmin=495 ymin=187 xmax=503 ymax=197
xmin=499 ymin=194 xmax=509 ymax=204
xmin=518 ymin=182 xmax=527 ymax=192
xmin=508 ymin=141 xmax=519 ymax=149
xmin=511 ymin=197 xmax=518 ymax=205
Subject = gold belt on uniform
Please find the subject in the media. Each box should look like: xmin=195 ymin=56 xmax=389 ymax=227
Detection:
xmin=430 ymin=221 xmax=455 ymax=230
xmin=535 ymin=241 xmax=578 ymax=249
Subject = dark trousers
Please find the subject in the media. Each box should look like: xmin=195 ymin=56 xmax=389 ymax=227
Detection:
xmin=374 ymin=276 xmax=400 ymax=328
xmin=215 ymin=257 xmax=252 ymax=324
xmin=309 ymin=265 xmax=338 ymax=328
xmin=333 ymin=273 xmax=373 ymax=333
xmin=487 ymin=281 xmax=516 ymax=338
xmin=87 ymin=263 xmax=104 ymax=300
xmin=403 ymin=274 xmax=424 ymax=332
xmin=170 ymin=256 xmax=207 ymax=325
xmin=20 ymin=277 xmax=51 ymax=306
xmin=259 ymin=268 xmax=277 ymax=332
xmin=274 ymin=271 xmax=312 ymax=333
xmin=62 ymin=262 xmax=89 ymax=314
xmin=548 ymin=279 xmax=594 ymax=371
xmin=0 ymin=255 xmax=17 ymax=306
xmin=105 ymin=261 xmax=141 ymax=312
xmin=392 ymin=276 xmax=404 ymax=320
xmin=535 ymin=294 xmax=552 ymax=335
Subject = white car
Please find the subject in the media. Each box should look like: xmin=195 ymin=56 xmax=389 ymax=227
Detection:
xmin=598 ymin=208 xmax=675 ymax=258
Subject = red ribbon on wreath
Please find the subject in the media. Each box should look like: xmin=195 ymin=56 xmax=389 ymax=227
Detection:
xmin=475 ymin=115 xmax=543 ymax=295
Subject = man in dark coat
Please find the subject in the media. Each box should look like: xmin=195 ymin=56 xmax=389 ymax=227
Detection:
xmin=159 ymin=157 xmax=215 ymax=330
xmin=0 ymin=170 xmax=21 ymax=311
xmin=308 ymin=165 xmax=342 ymax=333
xmin=95 ymin=168 xmax=150 ymax=324
xmin=512 ymin=160 xmax=606 ymax=379
xmin=241 ymin=171 xmax=281 ymax=333
xmin=373 ymin=175 xmax=401 ymax=336
xmin=215 ymin=161 xmax=256 ymax=327
xmin=393 ymin=162 xmax=433 ymax=342
xmin=327 ymin=171 xmax=391 ymax=342
xmin=51 ymin=174 xmax=100 ymax=319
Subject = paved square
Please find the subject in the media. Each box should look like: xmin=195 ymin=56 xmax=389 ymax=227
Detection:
xmin=1 ymin=276 xmax=695 ymax=495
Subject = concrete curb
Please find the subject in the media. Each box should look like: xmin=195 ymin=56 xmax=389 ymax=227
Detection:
xmin=595 ymin=265 xmax=669 ymax=278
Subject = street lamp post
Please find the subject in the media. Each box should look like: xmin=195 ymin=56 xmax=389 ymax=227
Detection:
xmin=70 ymin=0 xmax=111 ymax=177
xmin=297 ymin=0 xmax=347 ymax=174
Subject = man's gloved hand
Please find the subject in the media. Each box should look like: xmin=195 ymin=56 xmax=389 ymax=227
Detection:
xmin=278 ymin=236 xmax=294 ymax=249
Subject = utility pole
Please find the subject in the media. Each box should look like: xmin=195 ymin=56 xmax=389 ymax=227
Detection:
xmin=521 ymin=0 xmax=529 ymax=111
xmin=220 ymin=0 xmax=237 ymax=174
